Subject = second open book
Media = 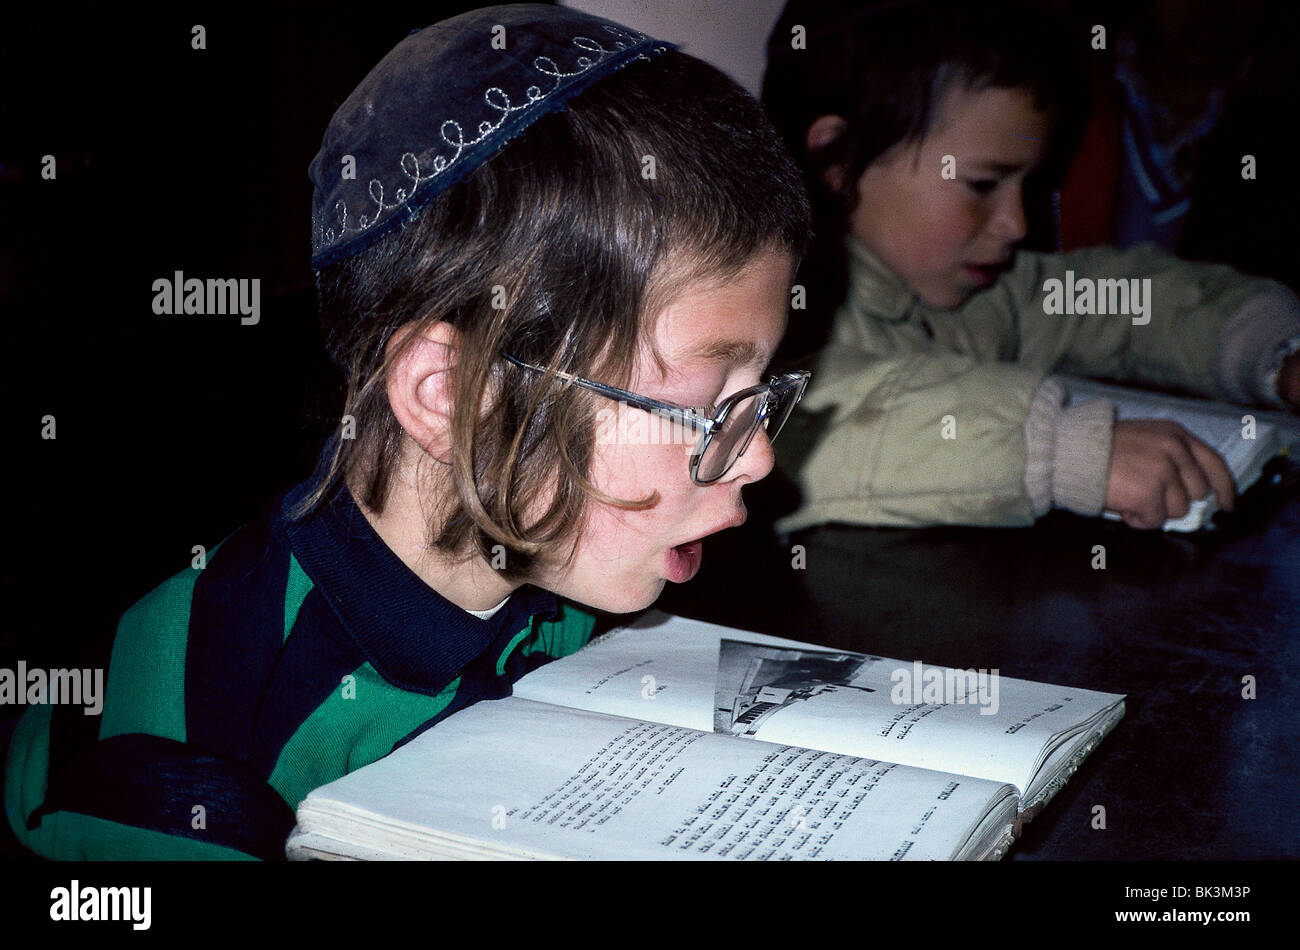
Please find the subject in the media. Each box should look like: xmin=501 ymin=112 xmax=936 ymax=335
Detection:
xmin=287 ymin=612 xmax=1124 ymax=861
xmin=1063 ymin=376 xmax=1290 ymax=530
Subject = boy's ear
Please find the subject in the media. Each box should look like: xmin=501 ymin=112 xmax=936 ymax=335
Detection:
xmin=385 ymin=320 xmax=461 ymax=464
xmin=806 ymin=114 xmax=849 ymax=192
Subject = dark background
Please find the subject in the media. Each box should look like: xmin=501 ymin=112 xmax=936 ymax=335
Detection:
xmin=1 ymin=3 xmax=493 ymax=678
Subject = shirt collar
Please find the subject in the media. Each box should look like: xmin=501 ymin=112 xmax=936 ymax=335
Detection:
xmin=277 ymin=459 xmax=559 ymax=696
xmin=845 ymin=235 xmax=916 ymax=324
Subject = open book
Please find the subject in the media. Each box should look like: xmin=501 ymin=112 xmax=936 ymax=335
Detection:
xmin=1061 ymin=376 xmax=1287 ymax=531
xmin=286 ymin=612 xmax=1125 ymax=861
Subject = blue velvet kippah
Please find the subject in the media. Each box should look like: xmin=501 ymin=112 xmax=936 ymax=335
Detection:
xmin=309 ymin=4 xmax=675 ymax=270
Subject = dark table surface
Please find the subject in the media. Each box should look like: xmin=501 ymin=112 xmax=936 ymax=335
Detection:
xmin=4 ymin=458 xmax=1294 ymax=864
xmin=653 ymin=457 xmax=1300 ymax=860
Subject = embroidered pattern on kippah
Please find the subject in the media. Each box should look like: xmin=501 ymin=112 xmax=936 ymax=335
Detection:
xmin=312 ymin=25 xmax=669 ymax=259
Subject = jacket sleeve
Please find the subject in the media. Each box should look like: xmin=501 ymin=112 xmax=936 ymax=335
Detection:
xmin=1002 ymin=244 xmax=1300 ymax=405
xmin=776 ymin=345 xmax=1060 ymax=530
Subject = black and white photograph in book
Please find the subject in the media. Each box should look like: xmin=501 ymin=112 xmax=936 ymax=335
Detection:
xmin=716 ymin=640 xmax=881 ymax=736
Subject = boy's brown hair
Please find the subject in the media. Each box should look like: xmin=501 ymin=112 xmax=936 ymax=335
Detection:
xmin=294 ymin=49 xmax=811 ymax=580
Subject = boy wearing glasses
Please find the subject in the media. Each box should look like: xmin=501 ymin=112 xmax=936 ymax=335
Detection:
xmin=3 ymin=6 xmax=811 ymax=859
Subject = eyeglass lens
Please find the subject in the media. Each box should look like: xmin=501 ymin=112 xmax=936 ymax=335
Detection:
xmin=696 ymin=381 xmax=802 ymax=483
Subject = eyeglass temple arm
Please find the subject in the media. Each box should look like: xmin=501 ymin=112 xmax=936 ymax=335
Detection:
xmin=501 ymin=353 xmax=716 ymax=435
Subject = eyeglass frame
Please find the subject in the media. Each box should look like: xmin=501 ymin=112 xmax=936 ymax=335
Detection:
xmin=500 ymin=352 xmax=811 ymax=485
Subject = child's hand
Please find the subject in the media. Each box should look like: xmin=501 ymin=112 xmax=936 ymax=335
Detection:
xmin=1105 ymin=420 xmax=1236 ymax=529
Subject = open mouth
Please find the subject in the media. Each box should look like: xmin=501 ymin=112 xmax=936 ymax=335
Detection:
xmin=666 ymin=539 xmax=704 ymax=583
xmin=665 ymin=511 xmax=744 ymax=584
xmin=964 ymin=262 xmax=1006 ymax=285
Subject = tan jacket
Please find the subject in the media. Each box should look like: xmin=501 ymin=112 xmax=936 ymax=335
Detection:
xmin=777 ymin=237 xmax=1300 ymax=531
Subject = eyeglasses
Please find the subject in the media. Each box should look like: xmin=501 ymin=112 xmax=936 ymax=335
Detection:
xmin=502 ymin=353 xmax=811 ymax=485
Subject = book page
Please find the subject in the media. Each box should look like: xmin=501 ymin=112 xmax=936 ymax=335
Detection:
xmin=288 ymin=696 xmax=1017 ymax=861
xmin=1061 ymin=375 xmax=1285 ymax=530
xmin=1059 ymin=374 xmax=1299 ymax=452
xmin=512 ymin=612 xmax=1124 ymax=799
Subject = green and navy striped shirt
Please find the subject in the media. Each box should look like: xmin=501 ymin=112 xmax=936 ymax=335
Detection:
xmin=3 ymin=465 xmax=595 ymax=859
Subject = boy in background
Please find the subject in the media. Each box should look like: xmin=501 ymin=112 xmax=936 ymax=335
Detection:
xmin=762 ymin=0 xmax=1300 ymax=532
